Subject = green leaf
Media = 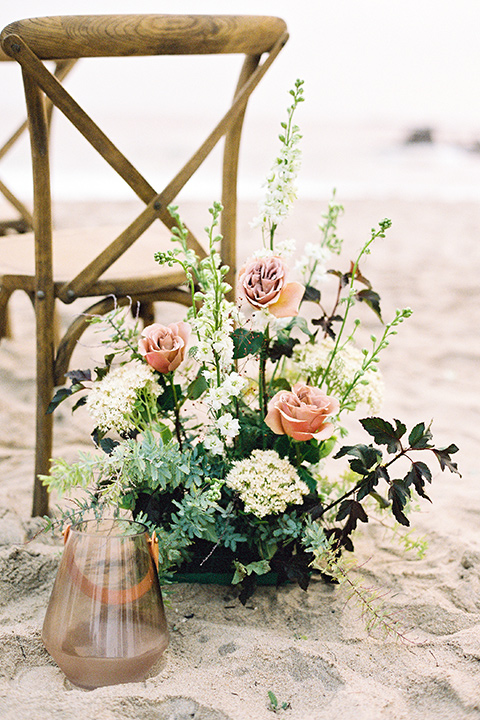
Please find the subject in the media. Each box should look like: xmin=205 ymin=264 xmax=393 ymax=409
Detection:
xmin=268 ymin=377 xmax=291 ymax=393
xmin=334 ymin=443 xmax=382 ymax=475
xmin=297 ymin=465 xmax=317 ymax=494
xmin=99 ymin=437 xmax=119 ymax=455
xmin=71 ymin=395 xmax=88 ymax=413
xmin=408 ymin=422 xmax=433 ymax=449
xmin=186 ymin=373 xmax=208 ymax=400
xmin=232 ymin=328 xmax=264 ymax=359
xmin=232 ymin=559 xmax=270 ymax=584
xmin=360 ymin=417 xmax=406 ymax=453
xmin=46 ymin=387 xmax=72 ymax=414
xmin=356 ymin=288 xmax=383 ymax=322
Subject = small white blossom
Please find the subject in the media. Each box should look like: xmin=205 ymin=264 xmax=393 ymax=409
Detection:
xmin=304 ymin=242 xmax=331 ymax=263
xmin=293 ymin=338 xmax=384 ymax=412
xmin=275 ymin=238 xmax=297 ymax=257
xmin=203 ymin=433 xmax=224 ymax=455
xmin=222 ymin=372 xmax=247 ymax=397
xmin=216 ymin=412 xmax=240 ymax=439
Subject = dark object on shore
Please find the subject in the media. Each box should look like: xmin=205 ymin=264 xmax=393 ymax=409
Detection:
xmin=405 ymin=127 xmax=434 ymax=144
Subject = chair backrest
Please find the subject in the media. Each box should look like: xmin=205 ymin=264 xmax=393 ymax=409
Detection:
xmin=0 ymin=45 xmax=75 ymax=233
xmin=0 ymin=15 xmax=288 ymax=296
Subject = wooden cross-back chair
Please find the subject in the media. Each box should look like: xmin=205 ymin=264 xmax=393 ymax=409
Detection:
xmin=0 ymin=14 xmax=288 ymax=516
xmin=0 ymin=49 xmax=75 ymax=236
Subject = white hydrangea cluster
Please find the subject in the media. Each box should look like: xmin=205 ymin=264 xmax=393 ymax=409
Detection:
xmin=293 ymin=338 xmax=384 ymax=412
xmin=296 ymin=242 xmax=332 ymax=286
xmin=85 ymin=361 xmax=159 ymax=433
xmin=225 ymin=449 xmax=310 ymax=518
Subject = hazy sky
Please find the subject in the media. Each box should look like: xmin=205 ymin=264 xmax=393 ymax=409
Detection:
xmin=2 ymin=0 xmax=480 ymax=126
xmin=2 ymin=1 xmax=480 ymax=200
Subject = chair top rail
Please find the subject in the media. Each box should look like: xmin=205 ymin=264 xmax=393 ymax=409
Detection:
xmin=1 ymin=14 xmax=287 ymax=60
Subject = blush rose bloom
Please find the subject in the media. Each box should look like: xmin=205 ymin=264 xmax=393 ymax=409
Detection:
xmin=138 ymin=322 xmax=191 ymax=374
xmin=238 ymin=256 xmax=304 ymax=318
xmin=265 ymin=383 xmax=340 ymax=442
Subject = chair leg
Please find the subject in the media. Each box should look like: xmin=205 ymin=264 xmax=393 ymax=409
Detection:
xmin=0 ymin=286 xmax=13 ymax=340
xmin=136 ymin=301 xmax=155 ymax=326
xmin=32 ymin=293 xmax=55 ymax=517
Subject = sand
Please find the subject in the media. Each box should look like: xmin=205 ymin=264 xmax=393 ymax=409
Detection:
xmin=0 ymin=197 xmax=480 ymax=720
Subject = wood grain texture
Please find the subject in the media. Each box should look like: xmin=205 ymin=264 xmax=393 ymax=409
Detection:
xmin=1 ymin=15 xmax=287 ymax=59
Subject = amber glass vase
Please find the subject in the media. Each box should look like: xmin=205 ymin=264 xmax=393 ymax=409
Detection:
xmin=42 ymin=518 xmax=169 ymax=689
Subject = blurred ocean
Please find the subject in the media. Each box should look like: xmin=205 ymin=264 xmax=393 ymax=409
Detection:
xmin=1 ymin=0 xmax=480 ymax=201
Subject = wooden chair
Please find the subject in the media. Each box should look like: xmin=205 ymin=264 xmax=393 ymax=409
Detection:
xmin=0 ymin=14 xmax=288 ymax=516
xmin=0 ymin=49 xmax=75 ymax=236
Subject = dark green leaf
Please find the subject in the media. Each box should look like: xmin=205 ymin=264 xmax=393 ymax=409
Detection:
xmin=388 ymin=479 xmax=411 ymax=526
xmin=336 ymin=499 xmax=368 ymax=536
xmin=232 ymin=328 xmax=264 ymax=359
xmin=360 ymin=417 xmax=405 ymax=453
xmin=356 ymin=465 xmax=388 ymax=500
xmin=71 ymin=395 xmax=88 ymax=413
xmin=334 ymin=443 xmax=382 ymax=475
xmin=99 ymin=437 xmax=120 ymax=455
xmin=355 ymin=289 xmax=382 ymax=322
xmin=433 ymin=445 xmax=461 ymax=475
xmin=405 ymin=461 xmax=432 ymax=501
xmin=303 ymin=285 xmax=321 ymax=303
xmin=46 ymin=387 xmax=72 ymax=414
xmin=408 ymin=422 xmax=433 ymax=449
xmin=157 ymin=384 xmax=182 ymax=412
xmin=94 ymin=353 xmax=115 ymax=381
xmin=65 ymin=369 xmax=91 ymax=383
xmin=267 ymin=337 xmax=299 ymax=361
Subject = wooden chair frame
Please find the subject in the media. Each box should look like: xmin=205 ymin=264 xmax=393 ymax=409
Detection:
xmin=0 ymin=14 xmax=288 ymax=516
xmin=0 ymin=50 xmax=75 ymax=235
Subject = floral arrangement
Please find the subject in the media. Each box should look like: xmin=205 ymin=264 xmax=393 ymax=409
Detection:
xmin=44 ymin=80 xmax=459 ymax=603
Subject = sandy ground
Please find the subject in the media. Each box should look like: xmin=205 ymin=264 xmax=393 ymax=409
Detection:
xmin=0 ymin=197 xmax=480 ymax=720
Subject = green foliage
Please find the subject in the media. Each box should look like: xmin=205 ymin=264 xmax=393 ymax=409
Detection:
xmin=267 ymin=690 xmax=291 ymax=713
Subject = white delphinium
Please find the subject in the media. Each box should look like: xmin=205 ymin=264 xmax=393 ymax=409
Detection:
xmin=293 ymin=338 xmax=384 ymax=412
xmin=85 ymin=361 xmax=159 ymax=433
xmin=296 ymin=242 xmax=332 ymax=286
xmin=251 ymin=80 xmax=304 ymax=248
xmin=216 ymin=412 xmax=240 ymax=439
xmin=225 ymin=449 xmax=309 ymax=518
xmin=251 ymin=238 xmax=297 ymax=260
xmin=203 ymin=433 xmax=224 ymax=455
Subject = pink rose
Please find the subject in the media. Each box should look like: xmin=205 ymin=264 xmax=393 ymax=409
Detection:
xmin=265 ymin=383 xmax=339 ymax=442
xmin=238 ymin=256 xmax=304 ymax=318
xmin=138 ymin=322 xmax=191 ymax=373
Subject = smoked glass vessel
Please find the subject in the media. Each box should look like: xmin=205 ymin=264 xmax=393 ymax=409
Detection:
xmin=42 ymin=518 xmax=169 ymax=689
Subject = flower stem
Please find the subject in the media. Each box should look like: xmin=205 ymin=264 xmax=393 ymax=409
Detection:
xmin=168 ymin=373 xmax=183 ymax=451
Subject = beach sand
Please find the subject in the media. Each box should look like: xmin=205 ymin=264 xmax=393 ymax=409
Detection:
xmin=0 ymin=197 xmax=479 ymax=719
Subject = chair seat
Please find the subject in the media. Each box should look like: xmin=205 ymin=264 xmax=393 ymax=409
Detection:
xmin=0 ymin=222 xmax=193 ymax=297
